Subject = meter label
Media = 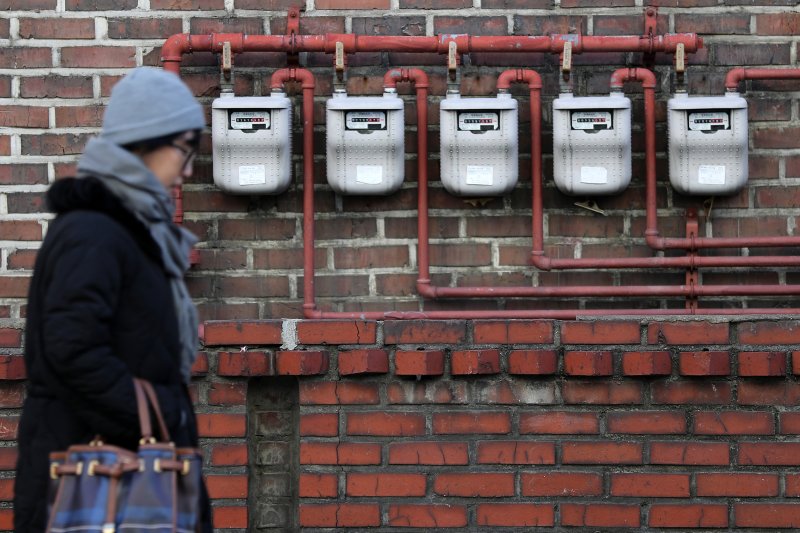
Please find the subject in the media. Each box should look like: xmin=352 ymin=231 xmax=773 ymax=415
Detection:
xmin=230 ymin=110 xmax=270 ymax=130
xmin=688 ymin=111 xmax=730 ymax=131
xmin=238 ymin=165 xmax=267 ymax=186
xmin=458 ymin=112 xmax=500 ymax=132
xmin=466 ymin=165 xmax=494 ymax=186
xmin=571 ymin=111 xmax=612 ymax=130
xmin=698 ymin=165 xmax=726 ymax=185
xmin=346 ymin=111 xmax=387 ymax=130
xmin=580 ymin=166 xmax=609 ymax=184
xmin=356 ymin=165 xmax=384 ymax=185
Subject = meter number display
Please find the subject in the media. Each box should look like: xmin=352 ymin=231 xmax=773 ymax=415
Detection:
xmin=229 ymin=110 xmax=270 ymax=130
xmin=570 ymin=111 xmax=613 ymax=131
xmin=688 ymin=110 xmax=730 ymax=132
xmin=457 ymin=111 xmax=500 ymax=132
xmin=345 ymin=111 xmax=387 ymax=131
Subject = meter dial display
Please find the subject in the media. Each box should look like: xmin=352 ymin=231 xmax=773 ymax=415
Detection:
xmin=458 ymin=111 xmax=500 ymax=131
xmin=230 ymin=110 xmax=270 ymax=130
xmin=688 ymin=111 xmax=730 ymax=131
xmin=345 ymin=111 xmax=387 ymax=130
xmin=571 ymin=111 xmax=613 ymax=130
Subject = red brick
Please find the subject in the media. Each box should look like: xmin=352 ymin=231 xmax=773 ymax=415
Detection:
xmin=785 ymin=474 xmax=800 ymax=496
xmin=476 ymin=441 xmax=555 ymax=465
xmin=757 ymin=13 xmax=800 ymax=35
xmin=608 ymin=412 xmax=686 ymax=434
xmin=202 ymin=320 xmax=282 ymax=345
xmin=299 ymin=382 xmax=379 ymax=405
xmin=792 ymin=352 xmax=800 ymax=375
xmin=563 ymin=381 xmax=643 ymax=404
xmin=0 ymin=48 xmax=52 ymax=69
xmin=338 ymin=349 xmax=388 ymax=376
xmin=300 ymin=443 xmax=381 ymax=465
xmin=434 ymin=473 xmax=513 ymax=497
xmin=207 ymin=382 xmax=246 ymax=406
xmin=561 ymin=321 xmax=640 ymax=344
xmin=694 ymin=411 xmax=774 ymax=435
xmin=622 ymin=351 xmax=671 ymax=376
xmin=55 ymin=106 xmax=104 ymax=128
xmin=217 ymin=351 xmax=273 ymax=376
xmin=296 ymin=320 xmax=376 ymax=345
xmin=0 ymin=106 xmax=49 ymax=128
xmin=388 ymin=505 xmax=467 ymax=528
xmin=739 ymin=443 xmax=800 ymax=465
xmin=508 ymin=350 xmax=557 ymax=375
xmin=738 ymin=382 xmax=800 ymax=406
xmin=394 ymin=350 xmax=444 ymax=376
xmin=347 ymin=473 xmax=426 ymax=497
xmin=383 ymin=320 xmax=466 ymax=344
xmin=19 ymin=18 xmax=94 ymax=39
xmin=679 ymin=351 xmax=730 ymax=376
xmin=196 ymin=414 xmax=246 ymax=438
xmin=564 ymin=351 xmax=613 ymax=376
xmin=386 ymin=381 xmax=467 ymax=404
xmin=299 ymin=474 xmax=338 ymax=498
xmin=389 ymin=442 xmax=468 ymax=465
xmin=300 ymin=504 xmax=380 ymax=528
xmin=650 ymin=441 xmax=730 ymax=465
xmin=299 ymin=413 xmax=338 ymax=437
xmin=61 ymin=47 xmax=135 ymax=68
xmin=697 ymin=473 xmax=779 ymax=497
xmin=780 ymin=413 xmax=800 ymax=434
xmin=107 ymin=17 xmax=183 ymax=38
xmin=647 ymin=321 xmax=729 ymax=345
xmin=519 ymin=411 xmax=598 ymax=434
xmin=0 ymin=277 xmax=30 ymax=298
xmin=652 ymin=381 xmax=731 ymax=404
xmin=211 ymin=506 xmax=246 ymax=530
xmin=210 ymin=444 xmax=247 ymax=466
xmin=562 ymin=441 xmax=642 ymax=464
xmin=675 ymin=13 xmax=749 ymax=34
xmin=433 ymin=412 xmax=511 ymax=434
xmin=477 ymin=504 xmax=554 ymax=527
xmin=521 ymin=472 xmax=602 ymax=497
xmin=561 ymin=504 xmax=640 ymax=527
xmin=739 ymin=351 xmax=787 ymax=376
xmin=738 ymin=321 xmax=800 ymax=344
xmin=276 ymin=350 xmax=328 ymax=375
xmin=611 ymin=474 xmax=689 ymax=497
xmin=347 ymin=412 xmax=425 ymax=436
xmin=714 ymin=43 xmax=790 ymax=66
xmin=649 ymin=504 xmax=728 ymax=528
xmin=451 ymin=349 xmax=500 ymax=375
xmin=473 ymin=320 xmax=554 ymax=343
xmin=206 ymin=475 xmax=247 ymax=499
xmin=735 ymin=504 xmax=800 ymax=528
xmin=0 ymin=330 xmax=21 ymax=350
xmin=67 ymin=0 xmax=136 ymax=7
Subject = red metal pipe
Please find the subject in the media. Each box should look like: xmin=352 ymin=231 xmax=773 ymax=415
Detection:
xmin=726 ymin=67 xmax=800 ymax=92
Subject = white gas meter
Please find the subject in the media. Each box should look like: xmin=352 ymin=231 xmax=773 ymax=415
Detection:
xmin=326 ymin=92 xmax=405 ymax=195
xmin=668 ymin=92 xmax=748 ymax=195
xmin=552 ymin=92 xmax=631 ymax=196
xmin=440 ymin=93 xmax=518 ymax=196
xmin=212 ymin=94 xmax=292 ymax=194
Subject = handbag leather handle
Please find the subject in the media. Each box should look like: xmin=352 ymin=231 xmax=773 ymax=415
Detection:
xmin=132 ymin=378 xmax=172 ymax=443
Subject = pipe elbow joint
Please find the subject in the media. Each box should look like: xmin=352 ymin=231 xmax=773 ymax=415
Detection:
xmin=416 ymin=279 xmax=436 ymax=298
xmin=530 ymin=252 xmax=552 ymax=271
xmin=645 ymin=230 xmax=665 ymax=250
xmin=725 ymin=68 xmax=747 ymax=92
xmin=162 ymin=33 xmax=190 ymax=62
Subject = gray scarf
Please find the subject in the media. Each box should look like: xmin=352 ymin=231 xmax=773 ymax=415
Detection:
xmin=77 ymin=137 xmax=199 ymax=383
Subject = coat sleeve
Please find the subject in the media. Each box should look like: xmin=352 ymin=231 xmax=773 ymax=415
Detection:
xmin=39 ymin=228 xmax=182 ymax=443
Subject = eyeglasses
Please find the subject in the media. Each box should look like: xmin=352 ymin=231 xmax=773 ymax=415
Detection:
xmin=169 ymin=141 xmax=198 ymax=171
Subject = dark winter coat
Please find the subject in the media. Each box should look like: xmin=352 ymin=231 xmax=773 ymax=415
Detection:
xmin=13 ymin=177 xmax=210 ymax=532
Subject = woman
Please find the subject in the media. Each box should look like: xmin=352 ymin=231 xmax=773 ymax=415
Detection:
xmin=14 ymin=67 xmax=211 ymax=532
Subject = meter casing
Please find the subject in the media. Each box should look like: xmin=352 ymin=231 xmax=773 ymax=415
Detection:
xmin=440 ymin=94 xmax=518 ymax=196
xmin=212 ymin=95 xmax=292 ymax=195
xmin=668 ymin=92 xmax=748 ymax=196
xmin=553 ymin=92 xmax=632 ymax=196
xmin=326 ymin=93 xmax=405 ymax=195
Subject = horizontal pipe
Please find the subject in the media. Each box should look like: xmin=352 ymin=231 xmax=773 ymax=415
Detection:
xmin=726 ymin=67 xmax=800 ymax=91
xmin=536 ymin=255 xmax=800 ymax=270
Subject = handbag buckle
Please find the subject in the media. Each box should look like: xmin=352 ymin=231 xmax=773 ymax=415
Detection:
xmin=50 ymin=463 xmax=59 ymax=480
xmin=102 ymin=523 xmax=116 ymax=533
xmin=87 ymin=460 xmax=99 ymax=476
xmin=181 ymin=460 xmax=190 ymax=476
xmin=139 ymin=437 xmax=156 ymax=445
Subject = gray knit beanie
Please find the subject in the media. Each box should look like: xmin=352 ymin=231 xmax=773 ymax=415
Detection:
xmin=101 ymin=67 xmax=205 ymax=146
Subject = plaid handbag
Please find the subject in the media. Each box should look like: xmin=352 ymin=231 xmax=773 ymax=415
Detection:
xmin=46 ymin=379 xmax=203 ymax=533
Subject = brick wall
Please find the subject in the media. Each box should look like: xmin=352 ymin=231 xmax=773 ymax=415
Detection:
xmin=1 ymin=0 xmax=800 ymax=530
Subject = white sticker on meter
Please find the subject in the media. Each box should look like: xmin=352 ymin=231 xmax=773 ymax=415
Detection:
xmin=580 ymin=166 xmax=609 ymax=184
xmin=571 ymin=111 xmax=612 ymax=130
xmin=356 ymin=165 xmax=384 ymax=184
xmin=230 ymin=111 xmax=270 ymax=130
xmin=458 ymin=112 xmax=500 ymax=131
xmin=688 ymin=111 xmax=729 ymax=131
xmin=698 ymin=165 xmax=726 ymax=185
xmin=466 ymin=165 xmax=494 ymax=185
xmin=238 ymin=165 xmax=267 ymax=186
xmin=346 ymin=111 xmax=386 ymax=130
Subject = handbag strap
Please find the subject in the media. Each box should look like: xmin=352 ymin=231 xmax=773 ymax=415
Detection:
xmin=136 ymin=379 xmax=172 ymax=443
xmin=133 ymin=378 xmax=154 ymax=442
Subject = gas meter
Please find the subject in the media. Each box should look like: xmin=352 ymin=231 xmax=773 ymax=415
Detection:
xmin=212 ymin=94 xmax=292 ymax=194
xmin=552 ymin=92 xmax=632 ymax=196
xmin=326 ymin=92 xmax=405 ymax=195
xmin=440 ymin=93 xmax=518 ymax=196
xmin=668 ymin=92 xmax=748 ymax=195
